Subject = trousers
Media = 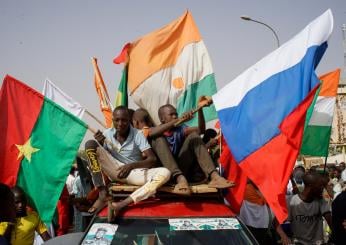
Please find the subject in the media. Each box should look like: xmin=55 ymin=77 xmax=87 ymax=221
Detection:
xmin=85 ymin=140 xmax=170 ymax=203
xmin=151 ymin=132 xmax=216 ymax=182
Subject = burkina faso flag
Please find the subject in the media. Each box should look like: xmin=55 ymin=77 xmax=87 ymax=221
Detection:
xmin=0 ymin=75 xmax=87 ymax=223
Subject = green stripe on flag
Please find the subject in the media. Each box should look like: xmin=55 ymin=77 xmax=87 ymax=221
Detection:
xmin=300 ymin=125 xmax=331 ymax=156
xmin=17 ymin=98 xmax=87 ymax=223
xmin=115 ymin=67 xmax=128 ymax=107
xmin=176 ymin=73 xmax=217 ymax=126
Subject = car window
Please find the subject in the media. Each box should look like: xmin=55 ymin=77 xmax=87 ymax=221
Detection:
xmin=81 ymin=217 xmax=257 ymax=245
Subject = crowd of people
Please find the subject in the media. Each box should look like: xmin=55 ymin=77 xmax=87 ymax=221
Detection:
xmin=1 ymin=96 xmax=346 ymax=244
xmin=238 ymin=162 xmax=346 ymax=245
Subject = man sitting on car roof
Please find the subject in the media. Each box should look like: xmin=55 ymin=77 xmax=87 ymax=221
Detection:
xmin=84 ymin=106 xmax=171 ymax=219
xmin=153 ymin=96 xmax=234 ymax=192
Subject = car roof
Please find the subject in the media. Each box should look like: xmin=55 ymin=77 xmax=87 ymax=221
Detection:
xmin=98 ymin=197 xmax=236 ymax=218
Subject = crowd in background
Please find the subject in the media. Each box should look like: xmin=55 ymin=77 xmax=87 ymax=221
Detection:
xmin=1 ymin=104 xmax=346 ymax=245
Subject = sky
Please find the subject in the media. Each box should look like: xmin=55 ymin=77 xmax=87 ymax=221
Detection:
xmin=1 ymin=0 xmax=345 ymax=141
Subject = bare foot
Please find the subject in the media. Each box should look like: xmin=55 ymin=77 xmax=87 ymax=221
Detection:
xmin=173 ymin=175 xmax=191 ymax=195
xmin=108 ymin=201 xmax=123 ymax=222
xmin=88 ymin=188 xmax=108 ymax=213
xmin=208 ymin=174 xmax=235 ymax=189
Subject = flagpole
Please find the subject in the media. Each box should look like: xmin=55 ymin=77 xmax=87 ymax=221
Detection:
xmin=174 ymin=96 xmax=212 ymax=127
xmin=323 ymin=145 xmax=330 ymax=173
xmin=323 ymin=155 xmax=328 ymax=173
xmin=85 ymin=110 xmax=107 ymax=129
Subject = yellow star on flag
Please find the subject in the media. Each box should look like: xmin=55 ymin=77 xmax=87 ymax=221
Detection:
xmin=16 ymin=138 xmax=40 ymax=162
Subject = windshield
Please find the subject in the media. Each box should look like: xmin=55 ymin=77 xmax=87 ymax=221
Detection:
xmin=81 ymin=217 xmax=257 ymax=245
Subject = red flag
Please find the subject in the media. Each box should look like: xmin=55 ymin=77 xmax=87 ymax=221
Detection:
xmin=220 ymin=141 xmax=247 ymax=214
xmin=0 ymin=75 xmax=43 ymax=186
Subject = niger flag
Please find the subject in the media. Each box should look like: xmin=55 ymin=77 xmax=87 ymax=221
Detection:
xmin=115 ymin=11 xmax=217 ymax=126
xmin=0 ymin=75 xmax=87 ymax=223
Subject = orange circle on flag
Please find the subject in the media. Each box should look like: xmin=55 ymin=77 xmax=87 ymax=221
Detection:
xmin=172 ymin=77 xmax=185 ymax=89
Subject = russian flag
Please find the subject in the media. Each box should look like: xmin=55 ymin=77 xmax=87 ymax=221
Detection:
xmin=213 ymin=10 xmax=333 ymax=223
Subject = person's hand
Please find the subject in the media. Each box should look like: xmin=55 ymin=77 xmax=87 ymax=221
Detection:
xmin=281 ymin=236 xmax=292 ymax=245
xmin=198 ymin=96 xmax=213 ymax=108
xmin=279 ymin=233 xmax=292 ymax=245
xmin=207 ymin=138 xmax=218 ymax=148
xmin=94 ymin=130 xmax=106 ymax=145
xmin=343 ymin=219 xmax=346 ymax=230
xmin=117 ymin=164 xmax=134 ymax=179
xmin=179 ymin=110 xmax=194 ymax=123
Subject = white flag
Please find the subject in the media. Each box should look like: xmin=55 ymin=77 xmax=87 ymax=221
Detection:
xmin=43 ymin=79 xmax=85 ymax=119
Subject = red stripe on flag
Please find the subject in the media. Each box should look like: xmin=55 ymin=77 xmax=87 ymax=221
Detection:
xmin=239 ymin=84 xmax=319 ymax=223
xmin=0 ymin=75 xmax=44 ymax=186
xmin=220 ymin=145 xmax=247 ymax=214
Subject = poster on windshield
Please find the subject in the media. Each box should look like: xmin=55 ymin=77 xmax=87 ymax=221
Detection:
xmin=81 ymin=223 xmax=118 ymax=245
xmin=169 ymin=218 xmax=241 ymax=231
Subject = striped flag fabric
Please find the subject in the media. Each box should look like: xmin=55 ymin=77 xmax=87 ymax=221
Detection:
xmin=212 ymin=10 xmax=333 ymax=223
xmin=301 ymin=69 xmax=340 ymax=156
xmin=92 ymin=57 xmax=113 ymax=128
xmin=114 ymin=11 xmax=217 ymax=126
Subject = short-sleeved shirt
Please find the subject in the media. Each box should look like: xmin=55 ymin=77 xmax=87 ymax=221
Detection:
xmin=163 ymin=125 xmax=188 ymax=157
xmin=287 ymin=194 xmax=331 ymax=245
xmin=0 ymin=210 xmax=48 ymax=245
xmin=103 ymin=126 xmax=151 ymax=164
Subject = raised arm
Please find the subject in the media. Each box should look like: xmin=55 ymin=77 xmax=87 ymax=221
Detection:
xmin=185 ymin=96 xmax=213 ymax=135
xmin=149 ymin=113 xmax=193 ymax=138
xmin=149 ymin=119 xmax=179 ymax=138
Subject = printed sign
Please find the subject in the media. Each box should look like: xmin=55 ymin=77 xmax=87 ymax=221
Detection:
xmin=169 ymin=218 xmax=241 ymax=231
xmin=81 ymin=223 xmax=118 ymax=245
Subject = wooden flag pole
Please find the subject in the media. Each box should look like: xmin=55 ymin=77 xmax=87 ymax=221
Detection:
xmin=323 ymin=155 xmax=328 ymax=173
xmin=174 ymin=96 xmax=212 ymax=127
xmin=85 ymin=109 xmax=107 ymax=129
xmin=87 ymin=125 xmax=97 ymax=134
xmin=174 ymin=105 xmax=203 ymax=127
